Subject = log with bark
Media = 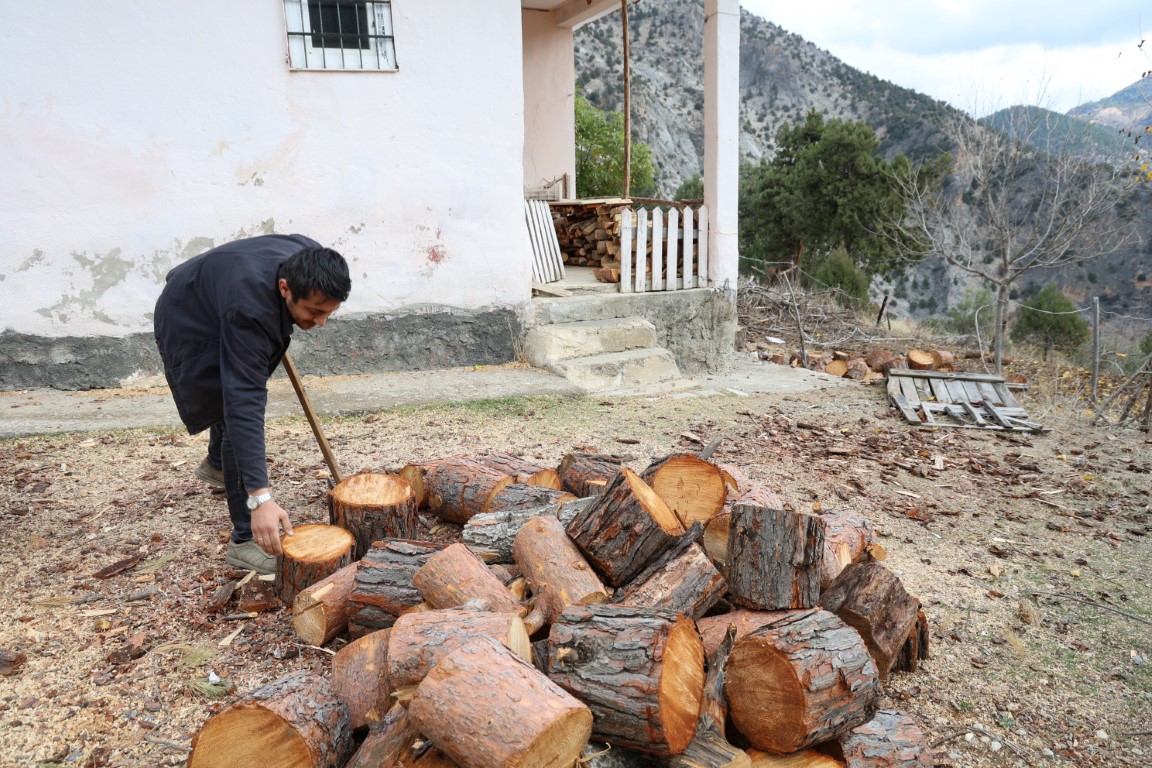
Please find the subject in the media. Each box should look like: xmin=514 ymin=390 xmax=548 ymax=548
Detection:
xmin=547 ymin=604 xmax=705 ymax=756
xmin=424 ymin=457 xmax=516 ymax=524
xmin=343 ymin=702 xmax=419 ymax=768
xmin=669 ymin=624 xmax=751 ymax=768
xmin=892 ymin=608 xmax=930 ymax=674
xmin=905 ymin=350 xmax=936 ymax=371
xmin=612 ymin=536 xmax=725 ymax=620
xmin=411 ymin=542 xmax=525 ymax=614
xmin=462 ymin=497 xmax=592 ymax=564
xmin=386 ymin=607 xmax=532 ymax=701
xmin=640 ymin=453 xmax=729 ymax=529
xmin=723 ymin=609 xmax=879 ymax=754
xmin=818 ymin=509 xmax=880 ymax=590
xmin=706 ymin=487 xmax=785 ymax=569
xmin=726 ymin=502 xmax=824 ymax=610
xmin=817 ymin=562 xmax=921 ymax=679
xmin=746 ymin=749 xmax=845 ymax=766
xmin=293 ymin=562 xmax=358 ymax=647
xmin=821 ymin=709 xmax=932 ymax=767
xmin=696 ymin=609 xmax=793 ymax=657
xmin=486 ymin=483 xmax=576 ymax=513
xmin=512 ymin=514 xmax=611 ymax=629
xmin=557 ymin=452 xmax=625 ymax=497
xmin=188 ymin=671 xmax=352 ymax=768
xmin=331 ymin=629 xmax=391 ymax=730
xmin=409 ymin=636 xmax=593 ymax=768
xmin=477 ymin=451 xmax=563 ymax=490
xmin=346 ymin=539 xmax=446 ymax=639
xmin=277 ymin=523 xmax=355 ymax=606
xmin=237 ymin=577 xmax=282 ymax=614
xmin=565 ymin=466 xmax=685 ymax=587
xmin=328 ymin=473 xmax=419 ymax=559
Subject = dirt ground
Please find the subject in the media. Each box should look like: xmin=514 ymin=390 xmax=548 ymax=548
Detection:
xmin=1 ymin=363 xmax=1150 ymax=767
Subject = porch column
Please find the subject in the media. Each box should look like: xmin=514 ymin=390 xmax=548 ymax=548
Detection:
xmin=703 ymin=0 xmax=739 ymax=295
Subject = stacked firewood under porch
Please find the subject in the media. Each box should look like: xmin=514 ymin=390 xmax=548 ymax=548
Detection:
xmin=189 ymin=449 xmax=933 ymax=768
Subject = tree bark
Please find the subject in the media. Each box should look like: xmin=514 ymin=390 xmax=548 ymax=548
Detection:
xmin=347 ymin=539 xmax=446 ymax=639
xmin=669 ymin=624 xmax=751 ymax=768
xmin=513 ymin=514 xmax=611 ymax=628
xmin=332 ymin=629 xmax=392 ymax=730
xmin=425 ymin=457 xmax=516 ymax=525
xmin=827 ymin=709 xmax=932 ymax=767
xmin=612 ymin=540 xmax=725 ymax=619
xmin=557 ymin=452 xmax=625 ymax=497
xmin=477 ymin=451 xmax=563 ymax=490
xmin=411 ymin=542 xmax=525 ymax=614
xmin=892 ymin=608 xmax=930 ymax=674
xmin=487 ymin=483 xmax=576 ymax=512
xmin=409 ymin=636 xmax=593 ymax=768
xmin=566 ymin=466 xmax=684 ymax=587
xmin=640 ymin=453 xmax=728 ymax=528
xmin=329 ymin=473 xmax=419 ymax=559
xmin=189 ymin=671 xmax=352 ymax=768
xmin=277 ymin=523 xmax=355 ymax=606
xmin=818 ymin=509 xmax=879 ymax=590
xmin=547 ymin=604 xmax=704 ymax=756
xmin=724 ymin=609 xmax=879 ymax=754
xmin=745 ymin=749 xmax=845 ymax=766
xmin=462 ymin=497 xmax=592 ymax=564
xmin=818 ymin=562 xmax=921 ymax=679
xmin=726 ymin=503 xmax=824 ymax=610
xmin=293 ymin=562 xmax=358 ymax=647
xmin=696 ymin=609 xmax=794 ymax=658
xmin=343 ymin=702 xmax=420 ymax=768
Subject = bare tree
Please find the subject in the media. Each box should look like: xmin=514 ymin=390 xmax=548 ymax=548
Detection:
xmin=888 ymin=108 xmax=1140 ymax=372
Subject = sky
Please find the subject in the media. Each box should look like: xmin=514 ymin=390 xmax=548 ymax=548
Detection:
xmin=738 ymin=0 xmax=1149 ymax=116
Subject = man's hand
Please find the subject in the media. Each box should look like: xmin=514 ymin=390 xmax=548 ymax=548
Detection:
xmin=251 ymin=498 xmax=294 ymax=556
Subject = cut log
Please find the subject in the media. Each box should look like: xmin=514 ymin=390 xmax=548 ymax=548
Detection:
xmin=329 ymin=473 xmax=419 ymax=559
xmin=844 ymin=360 xmax=870 ymax=381
xmin=331 ymin=629 xmax=391 ymax=730
xmin=205 ymin=580 xmax=237 ymax=613
xmin=929 ymin=350 xmax=955 ymax=370
xmin=669 ymin=624 xmax=752 ymax=768
xmin=565 ymin=466 xmax=685 ymax=587
xmin=823 ymin=709 xmax=931 ymax=767
xmin=557 ymin=452 xmax=625 ymax=497
xmin=477 ymin=451 xmax=563 ymax=490
xmin=723 ymin=609 xmax=879 ymax=754
xmin=863 ymin=348 xmax=897 ymax=373
xmin=696 ymin=609 xmax=794 ymax=658
xmin=892 ymin=608 xmax=930 ymax=674
xmin=277 ymin=524 xmax=355 ymax=606
xmin=347 ymin=539 xmax=447 ymax=639
xmin=462 ymin=497 xmax=592 ymax=564
xmin=411 ymin=542 xmax=524 ymax=614
xmin=397 ymin=459 xmax=447 ymax=510
xmin=487 ymin=483 xmax=576 ymax=513
xmin=343 ymin=702 xmax=419 ymax=768
xmin=818 ymin=509 xmax=879 ymax=590
xmin=818 ymin=562 xmax=921 ymax=679
xmin=425 ymin=457 xmax=516 ymax=525
xmin=905 ymin=350 xmax=935 ymax=371
xmin=293 ymin=562 xmax=358 ymax=647
xmin=188 ymin=671 xmax=352 ymax=768
xmin=824 ymin=360 xmax=849 ymax=378
xmin=409 ymin=636 xmax=592 ymax=768
xmin=717 ymin=464 xmax=750 ymax=500
xmin=726 ymin=503 xmax=824 ymax=610
xmin=409 ymin=748 xmax=460 ymax=767
xmin=612 ymin=540 xmax=725 ymax=620
xmin=513 ymin=514 xmax=611 ymax=629
xmin=746 ymin=749 xmax=845 ymax=766
xmin=640 ymin=453 xmax=729 ymax=528
xmin=702 ymin=510 xmax=732 ymax=568
xmin=387 ymin=607 xmax=532 ymax=701
xmin=547 ymin=604 xmax=705 ymax=756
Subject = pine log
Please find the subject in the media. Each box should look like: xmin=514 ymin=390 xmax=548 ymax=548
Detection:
xmin=547 ymin=604 xmax=704 ymax=756
xmin=488 ymin=483 xmax=576 ymax=512
xmin=397 ymin=460 xmax=440 ymax=510
xmin=513 ymin=515 xmax=611 ymax=628
xmin=824 ymin=709 xmax=931 ymax=767
xmin=726 ymin=503 xmax=824 ymax=610
xmin=188 ymin=671 xmax=352 ymax=768
xmin=409 ymin=636 xmax=593 ymax=768
xmin=724 ymin=609 xmax=879 ymax=754
xmin=347 ymin=539 xmax=446 ymax=639
xmin=462 ymin=497 xmax=592 ymax=564
xmin=702 ymin=510 xmax=733 ymax=568
xmin=478 ymin=452 xmax=564 ymax=490
xmin=425 ymin=457 xmax=516 ymax=525
xmin=824 ymin=360 xmax=850 ymax=378
xmin=863 ymin=348 xmax=897 ymax=373
xmin=640 ymin=453 xmax=729 ymax=529
xmin=818 ymin=562 xmax=921 ymax=678
xmin=293 ymin=562 xmax=358 ymax=647
xmin=746 ymin=749 xmax=845 ymax=766
xmin=612 ymin=540 xmax=725 ymax=619
xmin=669 ymin=625 xmax=752 ymax=768
xmin=892 ymin=608 xmax=930 ymax=674
xmin=343 ymin=702 xmax=419 ymax=768
xmin=409 ymin=749 xmax=460 ymax=767
xmin=411 ymin=542 xmax=525 ymax=614
xmin=717 ymin=464 xmax=750 ymax=500
xmin=566 ymin=467 xmax=685 ymax=587
xmin=845 ymin=360 xmax=871 ymax=381
xmin=929 ymin=350 xmax=955 ymax=370
xmin=818 ymin=509 xmax=879 ymax=590
xmin=387 ymin=607 xmax=532 ymax=701
xmin=329 ymin=473 xmax=419 ymax=559
xmin=557 ymin=452 xmax=625 ymax=497
xmin=905 ymin=350 xmax=935 ymax=371
xmin=331 ymin=629 xmax=391 ymax=730
xmin=696 ymin=609 xmax=794 ymax=658
xmin=277 ymin=524 xmax=355 ymax=606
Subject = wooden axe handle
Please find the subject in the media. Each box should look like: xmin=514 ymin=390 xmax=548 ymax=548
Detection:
xmin=281 ymin=352 xmax=343 ymax=485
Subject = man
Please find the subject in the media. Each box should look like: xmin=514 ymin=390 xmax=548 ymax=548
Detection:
xmin=154 ymin=234 xmax=351 ymax=574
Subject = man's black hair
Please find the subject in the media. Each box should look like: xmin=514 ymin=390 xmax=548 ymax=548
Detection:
xmin=281 ymin=247 xmax=352 ymax=303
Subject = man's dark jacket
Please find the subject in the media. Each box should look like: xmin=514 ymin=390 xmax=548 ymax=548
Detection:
xmin=153 ymin=234 xmax=319 ymax=491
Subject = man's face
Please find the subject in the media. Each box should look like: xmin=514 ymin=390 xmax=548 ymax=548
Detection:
xmin=278 ymin=279 xmax=342 ymax=330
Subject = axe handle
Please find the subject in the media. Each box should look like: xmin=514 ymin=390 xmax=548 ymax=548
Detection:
xmin=281 ymin=352 xmax=343 ymax=485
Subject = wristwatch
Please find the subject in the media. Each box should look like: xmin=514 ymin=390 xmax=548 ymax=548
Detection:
xmin=246 ymin=492 xmax=273 ymax=511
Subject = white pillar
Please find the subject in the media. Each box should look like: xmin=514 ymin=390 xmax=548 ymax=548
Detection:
xmin=703 ymin=0 xmax=740 ymax=295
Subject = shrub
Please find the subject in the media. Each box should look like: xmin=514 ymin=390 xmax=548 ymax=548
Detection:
xmin=1010 ymin=283 xmax=1089 ymax=360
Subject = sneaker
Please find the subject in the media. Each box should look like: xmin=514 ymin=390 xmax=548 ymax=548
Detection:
xmin=225 ymin=540 xmax=278 ymax=575
xmin=195 ymin=458 xmax=225 ymax=489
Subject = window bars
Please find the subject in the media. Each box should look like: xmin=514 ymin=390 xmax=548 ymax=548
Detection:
xmin=284 ymin=0 xmax=397 ymax=71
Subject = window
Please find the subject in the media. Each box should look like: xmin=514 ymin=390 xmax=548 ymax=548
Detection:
xmin=283 ymin=0 xmax=397 ymax=71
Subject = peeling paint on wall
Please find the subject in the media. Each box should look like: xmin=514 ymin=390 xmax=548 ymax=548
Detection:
xmin=17 ymin=250 xmax=47 ymax=272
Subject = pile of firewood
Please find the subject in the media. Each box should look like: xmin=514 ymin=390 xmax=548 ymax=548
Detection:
xmin=550 ymin=199 xmax=630 ymax=270
xmin=759 ymin=347 xmax=963 ymax=382
xmin=187 ymin=450 xmax=933 ymax=768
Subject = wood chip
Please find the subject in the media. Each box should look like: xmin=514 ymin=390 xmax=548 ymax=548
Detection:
xmin=92 ymin=553 xmax=144 ymax=579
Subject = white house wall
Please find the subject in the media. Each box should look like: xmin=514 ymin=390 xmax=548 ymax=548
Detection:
xmin=521 ymin=9 xmax=576 ymax=197
xmin=1 ymin=2 xmax=532 ymax=351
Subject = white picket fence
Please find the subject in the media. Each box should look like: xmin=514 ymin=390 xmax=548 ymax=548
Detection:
xmin=618 ymin=205 xmax=709 ymax=293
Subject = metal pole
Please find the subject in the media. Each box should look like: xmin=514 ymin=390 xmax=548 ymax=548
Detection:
xmin=1091 ymin=296 xmax=1100 ymax=403
xmin=621 ymin=0 xmax=631 ymax=197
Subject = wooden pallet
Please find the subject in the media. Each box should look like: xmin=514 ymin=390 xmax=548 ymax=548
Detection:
xmin=886 ymin=368 xmax=1046 ymax=432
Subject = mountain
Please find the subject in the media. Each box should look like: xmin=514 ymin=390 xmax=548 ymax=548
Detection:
xmin=1067 ymin=77 xmax=1152 ymax=134
xmin=979 ymin=105 xmax=1131 ymax=159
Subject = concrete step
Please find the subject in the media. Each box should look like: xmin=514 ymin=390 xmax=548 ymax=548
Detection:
xmin=551 ymin=347 xmax=687 ymax=394
xmin=531 ymin=289 xmax=711 ymax=326
xmin=522 ymin=316 xmax=657 ymax=367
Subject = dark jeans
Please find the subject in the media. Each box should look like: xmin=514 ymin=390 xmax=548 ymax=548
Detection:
xmin=210 ymin=421 xmax=252 ymax=544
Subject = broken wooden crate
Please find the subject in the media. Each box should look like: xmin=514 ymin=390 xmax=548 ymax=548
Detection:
xmin=887 ymin=368 xmax=1045 ymax=432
